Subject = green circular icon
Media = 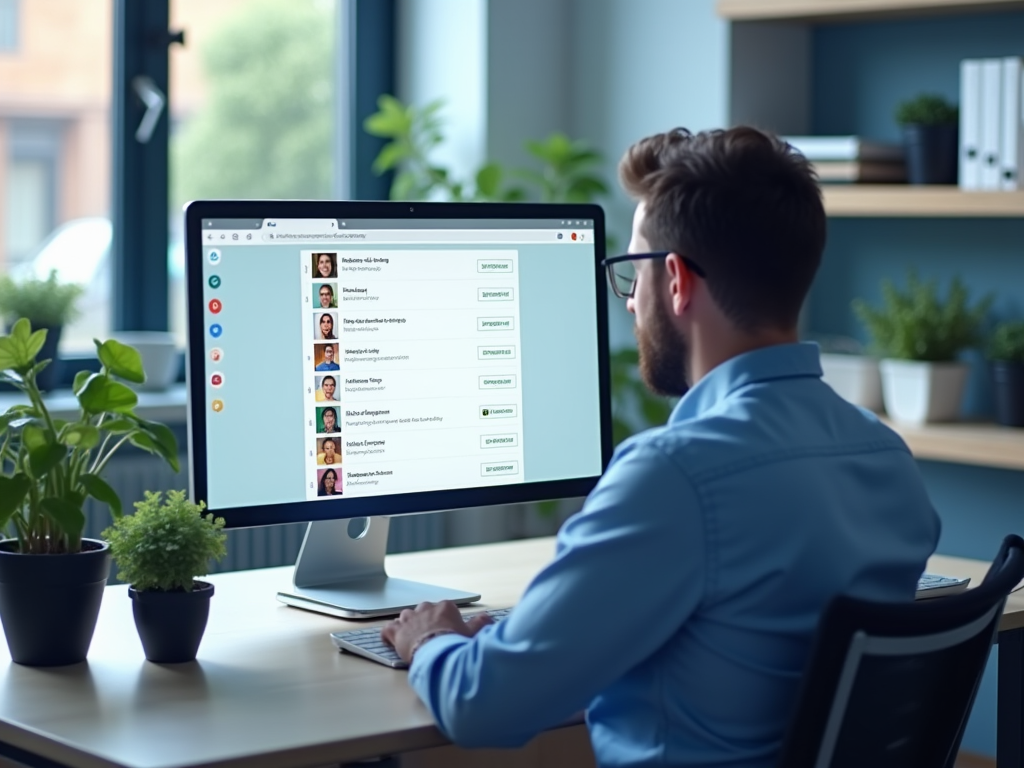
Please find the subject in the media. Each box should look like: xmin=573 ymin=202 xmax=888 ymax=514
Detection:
xmin=208 ymin=275 xmax=221 ymax=289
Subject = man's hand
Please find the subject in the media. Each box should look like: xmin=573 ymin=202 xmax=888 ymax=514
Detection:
xmin=381 ymin=600 xmax=494 ymax=664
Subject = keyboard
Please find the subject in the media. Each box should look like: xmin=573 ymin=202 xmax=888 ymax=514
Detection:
xmin=330 ymin=607 xmax=513 ymax=668
xmin=916 ymin=573 xmax=970 ymax=599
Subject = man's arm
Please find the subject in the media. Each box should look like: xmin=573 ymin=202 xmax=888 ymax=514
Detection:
xmin=398 ymin=439 xmax=706 ymax=748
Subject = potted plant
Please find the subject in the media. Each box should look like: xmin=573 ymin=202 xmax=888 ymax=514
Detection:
xmin=988 ymin=320 xmax=1024 ymax=427
xmin=894 ymin=93 xmax=959 ymax=185
xmin=812 ymin=334 xmax=884 ymax=412
xmin=0 ymin=270 xmax=84 ymax=392
xmin=854 ymin=273 xmax=992 ymax=424
xmin=0 ymin=319 xmax=179 ymax=665
xmin=103 ymin=490 xmax=226 ymax=663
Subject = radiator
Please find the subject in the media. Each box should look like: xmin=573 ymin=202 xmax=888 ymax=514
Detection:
xmin=84 ymin=453 xmax=450 ymax=582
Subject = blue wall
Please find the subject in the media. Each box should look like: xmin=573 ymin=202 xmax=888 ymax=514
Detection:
xmin=808 ymin=12 xmax=1024 ymax=756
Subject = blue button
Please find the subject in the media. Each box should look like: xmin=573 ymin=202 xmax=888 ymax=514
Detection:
xmin=210 ymin=324 xmax=223 ymax=338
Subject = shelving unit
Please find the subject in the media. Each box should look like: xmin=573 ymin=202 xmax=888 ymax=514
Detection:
xmin=718 ymin=0 xmax=1024 ymax=22
xmin=883 ymin=419 xmax=1024 ymax=471
xmin=821 ymin=186 xmax=1024 ymax=217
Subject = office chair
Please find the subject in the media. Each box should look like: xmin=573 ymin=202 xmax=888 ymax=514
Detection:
xmin=776 ymin=534 xmax=1024 ymax=768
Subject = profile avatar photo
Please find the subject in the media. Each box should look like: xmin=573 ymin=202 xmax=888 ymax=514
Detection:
xmin=316 ymin=437 xmax=341 ymax=466
xmin=315 ymin=375 xmax=338 ymax=401
xmin=316 ymin=406 xmax=340 ymax=433
xmin=317 ymin=468 xmax=341 ymax=497
xmin=314 ymin=343 xmax=339 ymax=371
xmin=313 ymin=252 xmax=338 ymax=279
xmin=316 ymin=282 xmax=338 ymax=308
xmin=315 ymin=311 xmax=338 ymax=340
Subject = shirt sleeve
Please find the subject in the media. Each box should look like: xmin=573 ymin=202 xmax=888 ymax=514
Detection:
xmin=408 ymin=437 xmax=706 ymax=748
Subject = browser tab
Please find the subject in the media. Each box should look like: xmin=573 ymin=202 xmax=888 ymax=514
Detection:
xmin=260 ymin=219 xmax=339 ymax=233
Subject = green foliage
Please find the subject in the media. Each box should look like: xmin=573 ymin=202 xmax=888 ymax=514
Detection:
xmin=988 ymin=320 xmax=1024 ymax=363
xmin=853 ymin=273 xmax=992 ymax=361
xmin=895 ymin=94 xmax=959 ymax=127
xmin=0 ymin=270 xmax=83 ymax=328
xmin=364 ymin=96 xmax=607 ymax=203
xmin=171 ymin=0 xmax=334 ymax=206
xmin=103 ymin=490 xmax=226 ymax=592
xmin=0 ymin=319 xmax=180 ymax=553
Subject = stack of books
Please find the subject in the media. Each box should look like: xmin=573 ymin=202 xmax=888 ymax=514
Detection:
xmin=782 ymin=136 xmax=906 ymax=183
xmin=960 ymin=57 xmax=1023 ymax=190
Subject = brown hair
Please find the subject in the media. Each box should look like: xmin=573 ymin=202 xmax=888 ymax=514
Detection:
xmin=619 ymin=126 xmax=826 ymax=332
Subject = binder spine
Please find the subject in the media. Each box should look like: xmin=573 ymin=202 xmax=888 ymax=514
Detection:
xmin=1001 ymin=57 xmax=1024 ymax=191
xmin=960 ymin=59 xmax=982 ymax=190
xmin=981 ymin=58 xmax=1004 ymax=190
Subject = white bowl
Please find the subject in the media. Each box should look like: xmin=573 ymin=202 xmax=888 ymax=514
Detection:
xmin=111 ymin=332 xmax=179 ymax=392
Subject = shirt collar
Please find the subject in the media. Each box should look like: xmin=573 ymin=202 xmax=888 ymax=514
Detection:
xmin=669 ymin=342 xmax=823 ymax=424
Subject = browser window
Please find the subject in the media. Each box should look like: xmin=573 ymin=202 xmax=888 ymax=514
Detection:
xmin=197 ymin=217 xmax=601 ymax=511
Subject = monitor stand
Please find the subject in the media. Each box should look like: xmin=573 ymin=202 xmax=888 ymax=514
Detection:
xmin=276 ymin=517 xmax=481 ymax=619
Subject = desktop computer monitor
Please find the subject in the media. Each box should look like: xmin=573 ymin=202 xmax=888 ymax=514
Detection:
xmin=184 ymin=201 xmax=612 ymax=618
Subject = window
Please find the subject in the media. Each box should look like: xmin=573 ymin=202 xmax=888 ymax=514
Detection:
xmin=0 ymin=0 xmax=18 ymax=52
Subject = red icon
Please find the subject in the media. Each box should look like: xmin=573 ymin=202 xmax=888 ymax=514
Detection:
xmin=571 ymin=232 xmax=577 ymax=241
xmin=209 ymin=299 xmax=222 ymax=313
xmin=211 ymin=373 xmax=224 ymax=388
xmin=210 ymin=348 xmax=223 ymax=363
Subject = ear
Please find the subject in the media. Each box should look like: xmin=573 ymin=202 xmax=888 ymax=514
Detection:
xmin=664 ymin=253 xmax=695 ymax=317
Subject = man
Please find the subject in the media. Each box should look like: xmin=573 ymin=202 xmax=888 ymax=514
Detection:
xmin=318 ymin=283 xmax=337 ymax=308
xmin=316 ymin=375 xmax=337 ymax=402
xmin=315 ymin=344 xmax=339 ymax=371
xmin=320 ymin=407 xmax=339 ymax=433
xmin=382 ymin=127 xmax=940 ymax=767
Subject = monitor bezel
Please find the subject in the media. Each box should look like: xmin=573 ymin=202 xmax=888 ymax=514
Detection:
xmin=184 ymin=200 xmax=613 ymax=529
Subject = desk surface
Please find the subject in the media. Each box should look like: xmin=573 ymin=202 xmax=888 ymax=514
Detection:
xmin=0 ymin=538 xmax=1015 ymax=768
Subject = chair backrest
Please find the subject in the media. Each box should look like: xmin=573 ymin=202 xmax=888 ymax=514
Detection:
xmin=776 ymin=534 xmax=1024 ymax=768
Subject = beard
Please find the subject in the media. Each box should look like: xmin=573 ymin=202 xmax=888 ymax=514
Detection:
xmin=635 ymin=297 xmax=690 ymax=398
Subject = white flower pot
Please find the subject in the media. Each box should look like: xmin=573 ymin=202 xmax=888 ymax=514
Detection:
xmin=820 ymin=354 xmax=883 ymax=411
xmin=879 ymin=359 xmax=969 ymax=424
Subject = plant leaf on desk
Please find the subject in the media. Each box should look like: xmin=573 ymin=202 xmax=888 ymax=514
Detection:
xmin=28 ymin=443 xmax=67 ymax=479
xmin=80 ymin=474 xmax=122 ymax=519
xmin=96 ymin=339 xmax=145 ymax=384
xmin=40 ymin=498 xmax=85 ymax=543
xmin=76 ymin=374 xmax=139 ymax=415
xmin=0 ymin=475 xmax=31 ymax=523
xmin=61 ymin=424 xmax=100 ymax=450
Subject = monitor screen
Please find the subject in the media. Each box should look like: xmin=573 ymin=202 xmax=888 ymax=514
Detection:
xmin=185 ymin=202 xmax=611 ymax=528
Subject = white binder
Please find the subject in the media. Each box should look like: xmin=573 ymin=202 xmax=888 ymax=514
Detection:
xmin=1001 ymin=57 xmax=1024 ymax=191
xmin=981 ymin=58 xmax=1004 ymax=190
xmin=959 ymin=59 xmax=982 ymax=190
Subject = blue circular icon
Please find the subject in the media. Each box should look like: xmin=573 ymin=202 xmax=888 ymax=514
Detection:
xmin=208 ymin=249 xmax=222 ymax=264
xmin=209 ymin=324 xmax=223 ymax=338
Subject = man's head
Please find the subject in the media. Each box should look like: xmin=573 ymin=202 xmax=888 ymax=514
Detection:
xmin=319 ymin=284 xmax=335 ymax=307
xmin=321 ymin=375 xmax=336 ymax=399
xmin=322 ymin=407 xmax=337 ymax=430
xmin=323 ymin=344 xmax=335 ymax=362
xmin=617 ymin=126 xmax=826 ymax=394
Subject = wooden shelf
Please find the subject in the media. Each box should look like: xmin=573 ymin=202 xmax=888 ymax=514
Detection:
xmin=882 ymin=419 xmax=1024 ymax=471
xmin=717 ymin=0 xmax=1024 ymax=22
xmin=821 ymin=186 xmax=1024 ymax=217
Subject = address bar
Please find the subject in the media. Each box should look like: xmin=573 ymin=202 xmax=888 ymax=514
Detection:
xmin=257 ymin=229 xmax=590 ymax=244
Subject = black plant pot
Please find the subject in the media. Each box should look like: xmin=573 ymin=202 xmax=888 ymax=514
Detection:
xmin=130 ymin=581 xmax=214 ymax=663
xmin=0 ymin=539 xmax=110 ymax=666
xmin=903 ymin=124 xmax=959 ymax=185
xmin=992 ymin=361 xmax=1024 ymax=428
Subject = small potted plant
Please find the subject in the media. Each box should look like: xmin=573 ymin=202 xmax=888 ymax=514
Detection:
xmin=104 ymin=490 xmax=226 ymax=663
xmin=0 ymin=270 xmax=84 ymax=391
xmin=854 ymin=272 xmax=992 ymax=424
xmin=894 ymin=93 xmax=959 ymax=185
xmin=0 ymin=319 xmax=180 ymax=665
xmin=988 ymin=320 xmax=1024 ymax=427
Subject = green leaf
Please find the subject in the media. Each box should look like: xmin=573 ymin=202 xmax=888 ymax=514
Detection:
xmin=96 ymin=339 xmax=145 ymax=384
xmin=80 ymin=474 xmax=122 ymax=519
xmin=475 ymin=163 xmax=503 ymax=199
xmin=135 ymin=420 xmax=181 ymax=473
xmin=62 ymin=424 xmax=100 ymax=450
xmin=0 ymin=474 xmax=31 ymax=525
xmin=28 ymin=442 xmax=67 ymax=478
xmin=21 ymin=424 xmax=49 ymax=451
xmin=76 ymin=374 xmax=139 ymax=414
xmin=371 ymin=141 xmax=408 ymax=175
xmin=98 ymin=418 xmax=136 ymax=434
xmin=40 ymin=497 xmax=86 ymax=541
xmin=73 ymin=369 xmax=92 ymax=393
xmin=0 ymin=320 xmax=47 ymax=373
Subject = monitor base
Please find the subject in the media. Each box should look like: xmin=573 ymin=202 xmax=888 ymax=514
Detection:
xmin=278 ymin=577 xmax=480 ymax=619
xmin=276 ymin=517 xmax=480 ymax=619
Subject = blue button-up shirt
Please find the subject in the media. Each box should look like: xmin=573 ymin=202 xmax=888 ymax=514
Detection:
xmin=410 ymin=343 xmax=940 ymax=767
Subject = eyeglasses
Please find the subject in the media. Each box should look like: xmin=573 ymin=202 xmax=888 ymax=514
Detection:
xmin=601 ymin=251 xmax=706 ymax=299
